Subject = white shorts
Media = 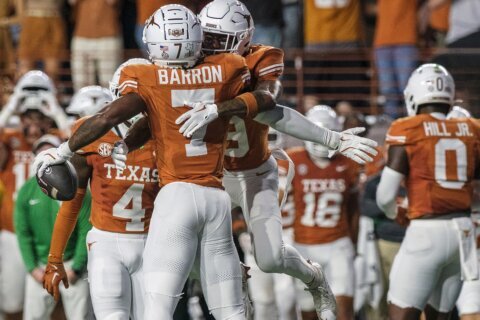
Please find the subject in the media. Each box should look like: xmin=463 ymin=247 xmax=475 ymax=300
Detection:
xmin=456 ymin=252 xmax=480 ymax=315
xmin=143 ymin=182 xmax=244 ymax=320
xmin=0 ymin=230 xmax=26 ymax=313
xmin=294 ymin=237 xmax=355 ymax=311
xmin=87 ymin=227 xmax=146 ymax=320
xmin=388 ymin=219 xmax=463 ymax=313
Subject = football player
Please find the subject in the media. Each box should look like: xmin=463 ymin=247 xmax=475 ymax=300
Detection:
xmin=42 ymin=58 xmax=159 ymax=320
xmin=377 ymin=64 xmax=480 ymax=320
xmin=34 ymin=5 xmax=275 ymax=320
xmin=284 ymin=106 xmax=359 ymax=320
xmin=448 ymin=107 xmax=480 ymax=320
xmin=0 ymin=71 xmax=66 ymax=319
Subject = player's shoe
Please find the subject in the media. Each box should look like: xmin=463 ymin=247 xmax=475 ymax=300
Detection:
xmin=306 ymin=260 xmax=337 ymax=320
xmin=240 ymin=262 xmax=254 ymax=320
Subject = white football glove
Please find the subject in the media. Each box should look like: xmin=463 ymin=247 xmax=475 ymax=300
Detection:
xmin=328 ymin=127 xmax=378 ymax=164
xmin=112 ymin=140 xmax=128 ymax=170
xmin=34 ymin=142 xmax=74 ymax=177
xmin=175 ymin=102 xmax=218 ymax=138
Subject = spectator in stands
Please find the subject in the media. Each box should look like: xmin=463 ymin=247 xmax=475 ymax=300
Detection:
xmin=424 ymin=1 xmax=450 ymax=47
xmin=17 ymin=0 xmax=66 ymax=81
xmin=70 ymin=0 xmax=122 ymax=92
xmin=244 ymin=0 xmax=284 ymax=48
xmin=15 ymin=135 xmax=91 ymax=320
xmin=0 ymin=0 xmax=19 ymax=78
xmin=374 ymin=0 xmax=419 ymax=119
xmin=282 ymin=0 xmax=300 ymax=48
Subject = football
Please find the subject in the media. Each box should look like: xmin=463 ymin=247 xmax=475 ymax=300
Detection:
xmin=36 ymin=161 xmax=78 ymax=201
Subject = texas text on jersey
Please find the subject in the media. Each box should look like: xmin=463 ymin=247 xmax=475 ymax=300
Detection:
xmin=72 ymin=119 xmax=159 ymax=233
xmin=386 ymin=114 xmax=480 ymax=219
xmin=118 ymin=53 xmax=250 ymax=188
xmin=225 ymin=45 xmax=284 ymax=171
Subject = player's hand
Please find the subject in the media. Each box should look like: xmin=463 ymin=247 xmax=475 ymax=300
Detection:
xmin=43 ymin=257 xmax=69 ymax=301
xmin=34 ymin=142 xmax=74 ymax=177
xmin=31 ymin=267 xmax=45 ymax=284
xmin=112 ymin=140 xmax=128 ymax=170
xmin=329 ymin=127 xmax=378 ymax=164
xmin=175 ymin=102 xmax=218 ymax=138
xmin=0 ymin=93 xmax=21 ymax=126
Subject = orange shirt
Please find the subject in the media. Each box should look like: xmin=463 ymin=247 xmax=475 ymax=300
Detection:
xmin=304 ymin=0 xmax=362 ymax=45
xmin=374 ymin=0 xmax=417 ymax=47
xmin=73 ymin=0 xmax=120 ymax=38
xmin=386 ymin=114 xmax=480 ymax=219
xmin=429 ymin=1 xmax=450 ymax=32
xmin=136 ymin=0 xmax=192 ymax=24
xmin=0 ymin=129 xmax=34 ymax=232
xmin=118 ymin=53 xmax=249 ymax=188
xmin=73 ymin=120 xmax=159 ymax=233
xmin=286 ymin=148 xmax=359 ymax=245
xmin=224 ymin=45 xmax=284 ymax=171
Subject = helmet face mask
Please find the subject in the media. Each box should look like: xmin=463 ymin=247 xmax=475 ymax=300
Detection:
xmin=199 ymin=0 xmax=254 ymax=56
xmin=142 ymin=5 xmax=203 ymax=68
xmin=404 ymin=64 xmax=455 ymax=116
xmin=305 ymin=105 xmax=341 ymax=161
xmin=67 ymin=86 xmax=112 ymax=118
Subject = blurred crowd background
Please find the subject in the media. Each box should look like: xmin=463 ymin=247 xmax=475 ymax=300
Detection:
xmin=1 ymin=0 xmax=480 ymax=120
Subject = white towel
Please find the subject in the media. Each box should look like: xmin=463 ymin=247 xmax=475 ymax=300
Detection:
xmin=452 ymin=217 xmax=479 ymax=281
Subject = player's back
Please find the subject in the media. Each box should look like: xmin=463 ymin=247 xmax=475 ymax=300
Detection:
xmin=73 ymin=119 xmax=160 ymax=233
xmin=0 ymin=129 xmax=34 ymax=232
xmin=287 ymin=147 xmax=359 ymax=244
xmin=225 ymin=44 xmax=284 ymax=171
xmin=118 ymin=53 xmax=249 ymax=188
xmin=386 ymin=114 xmax=480 ymax=219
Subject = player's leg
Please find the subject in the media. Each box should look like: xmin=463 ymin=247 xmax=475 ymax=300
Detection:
xmin=246 ymin=253 xmax=277 ymax=320
xmin=273 ymin=272 xmax=297 ymax=320
xmin=87 ymin=228 xmax=132 ymax=319
xmin=388 ymin=221 xmax=450 ymax=320
xmin=96 ymin=37 xmax=121 ymax=89
xmin=0 ymin=231 xmax=26 ymax=318
xmin=125 ymin=235 xmax=147 ymax=320
xmin=23 ymin=273 xmax=56 ymax=320
xmin=143 ymin=183 xmax=200 ymax=320
xmin=457 ymin=269 xmax=480 ymax=320
xmin=197 ymin=186 xmax=245 ymax=320
xmin=60 ymin=267 xmax=89 ymax=320
xmin=70 ymin=37 xmax=95 ymax=92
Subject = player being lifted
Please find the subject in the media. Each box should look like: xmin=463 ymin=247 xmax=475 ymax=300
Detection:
xmin=34 ymin=4 xmax=277 ymax=320
xmin=377 ymin=64 xmax=480 ymax=320
xmin=41 ymin=63 xmax=160 ymax=320
xmin=284 ymin=106 xmax=360 ymax=320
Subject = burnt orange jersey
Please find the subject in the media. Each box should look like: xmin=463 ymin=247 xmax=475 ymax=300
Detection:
xmin=0 ymin=129 xmax=34 ymax=232
xmin=287 ymin=148 xmax=359 ymax=245
xmin=73 ymin=119 xmax=159 ymax=233
xmin=118 ymin=53 xmax=249 ymax=188
xmin=386 ymin=114 xmax=480 ymax=219
xmin=224 ymin=45 xmax=284 ymax=171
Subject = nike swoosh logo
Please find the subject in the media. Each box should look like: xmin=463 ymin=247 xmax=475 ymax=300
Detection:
xmin=29 ymin=199 xmax=41 ymax=205
xmin=256 ymin=170 xmax=270 ymax=176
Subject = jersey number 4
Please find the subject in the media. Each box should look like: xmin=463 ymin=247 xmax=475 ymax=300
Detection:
xmin=113 ymin=183 xmax=146 ymax=232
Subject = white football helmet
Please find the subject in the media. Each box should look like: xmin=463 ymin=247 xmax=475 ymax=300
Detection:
xmin=15 ymin=70 xmax=56 ymax=95
xmin=305 ymin=105 xmax=341 ymax=160
xmin=66 ymin=86 xmax=112 ymax=117
xmin=142 ymin=4 xmax=202 ymax=68
xmin=404 ymin=63 xmax=455 ymax=117
xmin=447 ymin=106 xmax=472 ymax=119
xmin=109 ymin=58 xmax=151 ymax=99
xmin=199 ymin=0 xmax=254 ymax=55
xmin=267 ymin=127 xmax=284 ymax=150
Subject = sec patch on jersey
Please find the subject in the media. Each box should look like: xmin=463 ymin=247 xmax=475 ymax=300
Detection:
xmin=36 ymin=161 xmax=78 ymax=201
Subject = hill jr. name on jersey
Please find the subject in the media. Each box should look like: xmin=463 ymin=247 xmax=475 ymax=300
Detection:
xmin=424 ymin=122 xmax=473 ymax=137
xmin=104 ymin=163 xmax=159 ymax=183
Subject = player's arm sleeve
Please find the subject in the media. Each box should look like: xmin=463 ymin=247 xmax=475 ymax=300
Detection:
xmin=254 ymin=47 xmax=284 ymax=81
xmin=13 ymin=186 xmax=37 ymax=272
xmin=376 ymin=167 xmax=405 ymax=219
xmin=361 ymin=178 xmax=386 ymax=219
xmin=71 ymin=190 xmax=92 ymax=272
xmin=254 ymin=105 xmax=339 ymax=149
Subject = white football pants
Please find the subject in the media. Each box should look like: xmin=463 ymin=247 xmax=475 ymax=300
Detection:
xmin=87 ymin=227 xmax=146 ymax=320
xmin=143 ymin=182 xmax=245 ymax=320
xmin=456 ymin=251 xmax=480 ymax=315
xmin=388 ymin=219 xmax=464 ymax=312
xmin=223 ymin=156 xmax=315 ymax=284
xmin=0 ymin=230 xmax=26 ymax=313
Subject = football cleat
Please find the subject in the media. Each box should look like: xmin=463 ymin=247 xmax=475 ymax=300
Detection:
xmin=306 ymin=260 xmax=337 ymax=320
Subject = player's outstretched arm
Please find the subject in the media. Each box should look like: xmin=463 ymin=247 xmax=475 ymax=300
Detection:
xmin=111 ymin=117 xmax=152 ymax=169
xmin=254 ymin=105 xmax=379 ymax=164
xmin=376 ymin=145 xmax=408 ymax=219
xmin=43 ymin=154 xmax=92 ymax=301
xmin=35 ymin=93 xmax=147 ymax=176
